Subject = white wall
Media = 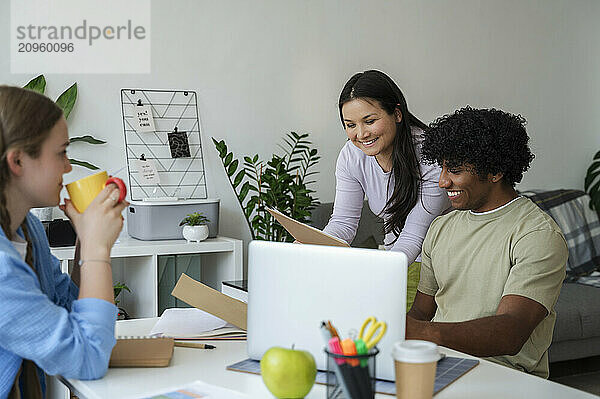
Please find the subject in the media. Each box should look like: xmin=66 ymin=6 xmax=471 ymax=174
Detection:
xmin=1 ymin=0 xmax=599 ymax=247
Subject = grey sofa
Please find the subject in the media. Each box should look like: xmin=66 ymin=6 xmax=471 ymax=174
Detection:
xmin=310 ymin=199 xmax=600 ymax=364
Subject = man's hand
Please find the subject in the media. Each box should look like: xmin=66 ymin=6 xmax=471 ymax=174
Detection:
xmin=406 ymin=294 xmax=548 ymax=357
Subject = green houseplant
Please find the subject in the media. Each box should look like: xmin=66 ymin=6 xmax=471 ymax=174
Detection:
xmin=179 ymin=212 xmax=210 ymax=226
xmin=114 ymin=282 xmax=131 ymax=320
xmin=180 ymin=212 xmax=211 ymax=243
xmin=584 ymin=150 xmax=600 ymax=214
xmin=23 ymin=75 xmax=106 ymax=170
xmin=212 ymin=132 xmax=320 ymax=242
xmin=113 ymin=282 xmax=131 ymax=306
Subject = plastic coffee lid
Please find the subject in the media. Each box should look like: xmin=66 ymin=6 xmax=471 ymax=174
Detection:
xmin=392 ymin=340 xmax=441 ymax=363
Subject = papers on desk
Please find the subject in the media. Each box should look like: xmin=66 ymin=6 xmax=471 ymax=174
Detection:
xmin=150 ymin=308 xmax=246 ymax=340
xmin=142 ymin=380 xmax=250 ymax=399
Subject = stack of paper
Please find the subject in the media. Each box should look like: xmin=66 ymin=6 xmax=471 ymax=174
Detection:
xmin=150 ymin=308 xmax=246 ymax=340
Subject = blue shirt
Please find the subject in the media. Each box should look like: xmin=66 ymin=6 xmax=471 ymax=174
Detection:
xmin=0 ymin=213 xmax=117 ymax=398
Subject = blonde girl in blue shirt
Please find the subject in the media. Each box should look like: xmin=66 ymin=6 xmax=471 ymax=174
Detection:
xmin=0 ymin=86 xmax=129 ymax=398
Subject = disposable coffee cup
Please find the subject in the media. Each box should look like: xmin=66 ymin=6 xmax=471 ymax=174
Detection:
xmin=66 ymin=171 xmax=127 ymax=213
xmin=392 ymin=340 xmax=441 ymax=399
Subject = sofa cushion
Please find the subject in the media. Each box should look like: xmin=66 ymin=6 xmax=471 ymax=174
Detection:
xmin=522 ymin=190 xmax=600 ymax=276
xmin=553 ymin=283 xmax=600 ymax=342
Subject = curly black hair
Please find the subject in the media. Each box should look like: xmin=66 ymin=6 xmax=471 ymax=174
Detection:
xmin=421 ymin=106 xmax=535 ymax=187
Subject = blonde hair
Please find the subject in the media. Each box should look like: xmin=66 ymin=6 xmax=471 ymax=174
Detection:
xmin=0 ymin=86 xmax=63 ymax=271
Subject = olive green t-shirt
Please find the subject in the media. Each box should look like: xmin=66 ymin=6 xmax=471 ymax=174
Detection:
xmin=418 ymin=196 xmax=568 ymax=378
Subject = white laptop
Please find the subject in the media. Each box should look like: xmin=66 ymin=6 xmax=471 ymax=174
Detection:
xmin=247 ymin=241 xmax=407 ymax=381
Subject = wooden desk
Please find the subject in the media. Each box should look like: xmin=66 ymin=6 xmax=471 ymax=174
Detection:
xmin=58 ymin=318 xmax=597 ymax=399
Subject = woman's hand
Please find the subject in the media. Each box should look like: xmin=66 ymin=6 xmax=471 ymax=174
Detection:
xmin=60 ymin=185 xmax=129 ymax=254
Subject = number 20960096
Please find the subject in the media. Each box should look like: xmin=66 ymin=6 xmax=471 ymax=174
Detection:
xmin=18 ymin=42 xmax=74 ymax=52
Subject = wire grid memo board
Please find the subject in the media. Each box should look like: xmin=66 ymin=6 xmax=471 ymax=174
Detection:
xmin=121 ymin=89 xmax=207 ymax=201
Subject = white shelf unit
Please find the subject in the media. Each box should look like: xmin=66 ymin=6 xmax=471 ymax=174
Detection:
xmin=51 ymin=236 xmax=243 ymax=318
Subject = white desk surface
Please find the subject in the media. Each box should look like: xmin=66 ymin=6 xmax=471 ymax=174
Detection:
xmin=62 ymin=318 xmax=598 ymax=399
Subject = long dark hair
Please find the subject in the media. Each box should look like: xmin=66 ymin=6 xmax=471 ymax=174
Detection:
xmin=338 ymin=70 xmax=428 ymax=244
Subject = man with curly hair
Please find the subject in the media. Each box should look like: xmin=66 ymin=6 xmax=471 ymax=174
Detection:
xmin=407 ymin=107 xmax=568 ymax=378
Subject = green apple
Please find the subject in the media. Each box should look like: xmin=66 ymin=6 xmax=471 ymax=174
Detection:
xmin=260 ymin=346 xmax=317 ymax=398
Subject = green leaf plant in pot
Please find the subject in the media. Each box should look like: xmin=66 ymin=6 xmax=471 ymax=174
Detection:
xmin=584 ymin=149 xmax=600 ymax=216
xmin=180 ymin=212 xmax=211 ymax=243
xmin=212 ymin=132 xmax=320 ymax=242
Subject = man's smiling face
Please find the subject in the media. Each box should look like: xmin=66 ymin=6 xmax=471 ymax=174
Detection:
xmin=438 ymin=161 xmax=499 ymax=212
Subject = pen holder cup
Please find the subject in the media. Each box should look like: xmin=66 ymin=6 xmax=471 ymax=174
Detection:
xmin=325 ymin=347 xmax=379 ymax=399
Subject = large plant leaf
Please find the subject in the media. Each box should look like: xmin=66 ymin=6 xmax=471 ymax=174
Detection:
xmin=69 ymin=158 xmax=99 ymax=170
xmin=224 ymin=153 xmax=233 ymax=167
xmin=212 ymin=138 xmax=228 ymax=158
xmin=588 ymin=179 xmax=600 ymax=210
xmin=69 ymin=135 xmax=106 ymax=145
xmin=585 ymin=169 xmax=600 ymax=191
xmin=227 ymin=159 xmax=239 ymax=176
xmin=585 ymin=150 xmax=600 ymax=211
xmin=23 ymin=75 xmax=46 ymax=94
xmin=56 ymin=83 xmax=77 ymax=119
xmin=239 ymin=181 xmax=251 ymax=202
xmin=233 ymin=170 xmax=245 ymax=188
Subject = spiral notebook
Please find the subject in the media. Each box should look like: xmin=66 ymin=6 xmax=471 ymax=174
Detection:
xmin=109 ymin=336 xmax=174 ymax=368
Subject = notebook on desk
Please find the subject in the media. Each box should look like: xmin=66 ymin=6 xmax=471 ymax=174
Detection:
xmin=109 ymin=336 xmax=174 ymax=367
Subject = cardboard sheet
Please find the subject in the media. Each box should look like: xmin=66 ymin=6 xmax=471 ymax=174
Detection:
xmin=266 ymin=207 xmax=350 ymax=247
xmin=171 ymin=273 xmax=247 ymax=330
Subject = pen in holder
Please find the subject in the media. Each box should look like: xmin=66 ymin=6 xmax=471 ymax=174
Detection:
xmin=325 ymin=347 xmax=379 ymax=399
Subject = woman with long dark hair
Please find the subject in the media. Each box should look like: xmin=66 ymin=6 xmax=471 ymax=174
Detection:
xmin=323 ymin=71 xmax=450 ymax=297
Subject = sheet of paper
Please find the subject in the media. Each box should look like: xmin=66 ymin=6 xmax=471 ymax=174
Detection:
xmin=133 ymin=104 xmax=156 ymax=133
xmin=133 ymin=158 xmax=160 ymax=184
xmin=150 ymin=308 xmax=227 ymax=338
xmin=171 ymin=274 xmax=247 ymax=330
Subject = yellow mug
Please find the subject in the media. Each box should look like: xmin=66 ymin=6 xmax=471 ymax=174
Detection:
xmin=66 ymin=171 xmax=127 ymax=213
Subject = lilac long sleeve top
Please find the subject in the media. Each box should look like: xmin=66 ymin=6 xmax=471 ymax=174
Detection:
xmin=323 ymin=128 xmax=451 ymax=264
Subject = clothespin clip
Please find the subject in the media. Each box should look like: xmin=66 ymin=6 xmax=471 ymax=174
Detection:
xmin=137 ymin=99 xmax=143 ymax=106
xmin=140 ymin=154 xmax=146 ymax=161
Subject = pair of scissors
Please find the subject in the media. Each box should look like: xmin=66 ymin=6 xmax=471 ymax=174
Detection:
xmin=357 ymin=316 xmax=387 ymax=350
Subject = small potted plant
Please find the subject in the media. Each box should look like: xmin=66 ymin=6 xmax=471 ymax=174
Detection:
xmin=180 ymin=212 xmax=211 ymax=243
xmin=113 ymin=282 xmax=131 ymax=320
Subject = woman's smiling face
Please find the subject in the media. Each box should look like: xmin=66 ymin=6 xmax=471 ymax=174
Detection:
xmin=341 ymin=98 xmax=401 ymax=171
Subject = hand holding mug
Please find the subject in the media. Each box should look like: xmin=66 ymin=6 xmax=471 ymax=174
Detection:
xmin=62 ymin=185 xmax=129 ymax=252
xmin=65 ymin=171 xmax=127 ymax=213
xmin=62 ymin=171 xmax=128 ymax=251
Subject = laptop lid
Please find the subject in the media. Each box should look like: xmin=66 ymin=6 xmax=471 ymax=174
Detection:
xmin=247 ymin=241 xmax=407 ymax=381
